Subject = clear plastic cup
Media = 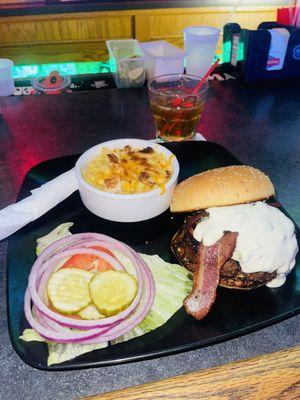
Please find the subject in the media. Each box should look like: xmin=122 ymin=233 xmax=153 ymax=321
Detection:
xmin=0 ymin=59 xmax=15 ymax=97
xmin=148 ymin=74 xmax=208 ymax=142
xmin=184 ymin=26 xmax=221 ymax=77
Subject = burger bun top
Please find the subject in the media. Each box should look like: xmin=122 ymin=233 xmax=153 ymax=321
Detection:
xmin=170 ymin=165 xmax=275 ymax=212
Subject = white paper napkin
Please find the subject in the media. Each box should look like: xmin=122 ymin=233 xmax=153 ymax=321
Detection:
xmin=0 ymin=168 xmax=78 ymax=241
xmin=0 ymin=134 xmax=207 ymax=241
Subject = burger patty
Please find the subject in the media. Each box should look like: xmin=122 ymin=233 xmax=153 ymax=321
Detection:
xmin=171 ymin=211 xmax=277 ymax=289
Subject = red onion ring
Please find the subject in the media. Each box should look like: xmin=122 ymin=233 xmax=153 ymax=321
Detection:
xmin=30 ymin=248 xmax=142 ymax=329
xmin=24 ymin=233 xmax=155 ymax=343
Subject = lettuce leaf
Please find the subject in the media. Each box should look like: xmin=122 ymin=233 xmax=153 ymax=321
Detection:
xmin=47 ymin=341 xmax=108 ymax=366
xmin=36 ymin=222 xmax=73 ymax=256
xmin=111 ymin=253 xmax=192 ymax=344
xmin=20 ymin=329 xmax=108 ymax=366
xmin=21 ymin=225 xmax=193 ymax=366
xmin=20 ymin=329 xmax=44 ymax=343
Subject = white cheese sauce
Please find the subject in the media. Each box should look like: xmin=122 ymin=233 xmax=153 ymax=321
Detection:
xmin=193 ymin=202 xmax=298 ymax=287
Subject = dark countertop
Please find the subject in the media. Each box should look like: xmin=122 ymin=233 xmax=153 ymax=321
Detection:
xmin=0 ymin=80 xmax=299 ymax=400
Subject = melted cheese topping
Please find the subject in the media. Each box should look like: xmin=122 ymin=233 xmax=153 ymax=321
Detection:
xmin=193 ymin=202 xmax=298 ymax=287
xmin=83 ymin=145 xmax=173 ymax=194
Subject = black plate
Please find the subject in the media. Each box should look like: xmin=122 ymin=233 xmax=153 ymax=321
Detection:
xmin=6 ymin=141 xmax=300 ymax=370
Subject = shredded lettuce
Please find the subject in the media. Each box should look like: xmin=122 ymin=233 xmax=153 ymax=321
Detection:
xmin=36 ymin=222 xmax=74 ymax=256
xmin=21 ymin=225 xmax=193 ymax=366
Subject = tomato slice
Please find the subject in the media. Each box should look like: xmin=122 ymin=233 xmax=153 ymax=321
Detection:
xmin=61 ymin=246 xmax=115 ymax=273
xmin=55 ymin=246 xmax=116 ymax=318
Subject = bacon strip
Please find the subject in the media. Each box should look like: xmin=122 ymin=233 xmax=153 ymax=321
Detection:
xmin=184 ymin=231 xmax=238 ymax=320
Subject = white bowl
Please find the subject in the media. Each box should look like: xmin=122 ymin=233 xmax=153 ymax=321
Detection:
xmin=75 ymin=138 xmax=180 ymax=222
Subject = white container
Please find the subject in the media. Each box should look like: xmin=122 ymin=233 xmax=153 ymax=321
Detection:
xmin=266 ymin=28 xmax=290 ymax=71
xmin=140 ymin=41 xmax=185 ymax=81
xmin=0 ymin=59 xmax=15 ymax=97
xmin=184 ymin=26 xmax=221 ymax=77
xmin=75 ymin=138 xmax=179 ymax=222
xmin=106 ymin=40 xmax=145 ymax=89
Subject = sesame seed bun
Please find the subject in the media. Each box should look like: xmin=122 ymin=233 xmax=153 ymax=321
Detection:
xmin=170 ymin=165 xmax=275 ymax=212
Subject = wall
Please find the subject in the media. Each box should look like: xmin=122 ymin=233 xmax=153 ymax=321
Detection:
xmin=0 ymin=6 xmax=277 ymax=64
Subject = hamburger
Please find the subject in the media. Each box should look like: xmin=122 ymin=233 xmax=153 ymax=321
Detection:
xmin=170 ymin=165 xmax=298 ymax=320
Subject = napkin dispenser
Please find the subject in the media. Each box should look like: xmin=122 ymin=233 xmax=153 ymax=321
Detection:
xmin=223 ymin=22 xmax=300 ymax=82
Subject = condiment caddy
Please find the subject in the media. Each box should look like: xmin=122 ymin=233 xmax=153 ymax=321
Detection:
xmin=223 ymin=22 xmax=300 ymax=82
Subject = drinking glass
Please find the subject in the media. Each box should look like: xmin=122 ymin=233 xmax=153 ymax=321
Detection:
xmin=184 ymin=26 xmax=221 ymax=77
xmin=148 ymin=74 xmax=208 ymax=142
xmin=0 ymin=59 xmax=15 ymax=97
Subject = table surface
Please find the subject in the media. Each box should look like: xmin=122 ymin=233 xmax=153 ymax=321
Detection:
xmin=0 ymin=80 xmax=299 ymax=400
xmin=83 ymin=345 xmax=300 ymax=399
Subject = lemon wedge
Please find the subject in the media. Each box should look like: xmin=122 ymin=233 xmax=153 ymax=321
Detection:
xmin=127 ymin=67 xmax=144 ymax=81
xmin=90 ymin=270 xmax=138 ymax=317
xmin=47 ymin=268 xmax=93 ymax=314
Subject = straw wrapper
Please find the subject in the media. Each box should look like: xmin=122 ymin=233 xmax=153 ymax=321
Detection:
xmin=0 ymin=169 xmax=78 ymax=241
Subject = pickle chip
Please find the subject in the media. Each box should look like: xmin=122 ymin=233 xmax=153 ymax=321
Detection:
xmin=47 ymin=268 xmax=93 ymax=314
xmin=78 ymin=304 xmax=104 ymax=320
xmin=90 ymin=270 xmax=138 ymax=317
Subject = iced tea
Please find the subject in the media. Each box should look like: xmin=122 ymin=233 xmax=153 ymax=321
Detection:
xmin=148 ymin=74 xmax=208 ymax=141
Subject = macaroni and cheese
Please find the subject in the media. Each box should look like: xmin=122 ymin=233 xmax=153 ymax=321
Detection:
xmin=83 ymin=145 xmax=174 ymax=194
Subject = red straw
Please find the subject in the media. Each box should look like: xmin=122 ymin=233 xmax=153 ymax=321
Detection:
xmin=192 ymin=58 xmax=220 ymax=94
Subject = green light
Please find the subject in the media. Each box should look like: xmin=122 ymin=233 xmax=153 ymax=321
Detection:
xmin=222 ymin=40 xmax=232 ymax=64
xmin=108 ymin=57 xmax=117 ymax=74
xmin=12 ymin=61 xmax=110 ymax=79
xmin=12 ymin=56 xmax=224 ymax=80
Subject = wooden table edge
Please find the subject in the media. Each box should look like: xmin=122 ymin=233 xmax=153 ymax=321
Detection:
xmin=80 ymin=345 xmax=300 ymax=400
